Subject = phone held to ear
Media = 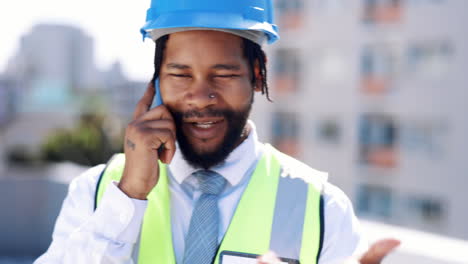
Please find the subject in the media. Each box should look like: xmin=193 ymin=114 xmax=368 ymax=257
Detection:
xmin=152 ymin=78 xmax=164 ymax=108
xmin=152 ymin=78 xmax=167 ymax=155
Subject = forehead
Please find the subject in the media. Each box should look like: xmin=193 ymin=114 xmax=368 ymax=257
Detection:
xmin=163 ymin=30 xmax=245 ymax=65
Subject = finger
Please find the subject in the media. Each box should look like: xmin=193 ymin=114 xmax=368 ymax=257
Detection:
xmin=137 ymin=104 xmax=174 ymax=123
xmin=257 ymin=251 xmax=281 ymax=264
xmin=141 ymin=119 xmax=176 ymax=138
xmin=133 ymin=82 xmax=156 ymax=120
xmin=144 ymin=128 xmax=176 ymax=164
xmin=160 ymin=141 xmax=176 ymax=164
xmin=360 ymin=238 xmax=400 ymax=264
xmin=143 ymin=128 xmax=176 ymax=149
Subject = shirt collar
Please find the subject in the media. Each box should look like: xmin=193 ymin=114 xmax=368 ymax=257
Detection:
xmin=168 ymin=120 xmax=263 ymax=187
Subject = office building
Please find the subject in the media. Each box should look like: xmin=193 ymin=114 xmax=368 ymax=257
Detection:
xmin=252 ymin=0 xmax=468 ymax=239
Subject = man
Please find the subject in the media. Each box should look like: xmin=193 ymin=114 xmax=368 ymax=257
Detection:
xmin=36 ymin=0 xmax=399 ymax=263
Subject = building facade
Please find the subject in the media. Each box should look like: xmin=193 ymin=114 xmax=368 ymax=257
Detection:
xmin=252 ymin=0 xmax=468 ymax=239
xmin=1 ymin=24 xmax=146 ymax=154
xmin=5 ymin=24 xmax=99 ymax=92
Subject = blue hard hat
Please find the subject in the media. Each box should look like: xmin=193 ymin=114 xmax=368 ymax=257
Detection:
xmin=140 ymin=0 xmax=279 ymax=44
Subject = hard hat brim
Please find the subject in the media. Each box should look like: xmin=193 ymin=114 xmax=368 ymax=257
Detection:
xmin=140 ymin=12 xmax=279 ymax=44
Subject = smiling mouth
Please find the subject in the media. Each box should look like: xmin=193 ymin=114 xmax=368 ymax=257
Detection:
xmin=191 ymin=121 xmax=221 ymax=129
xmin=186 ymin=119 xmax=224 ymax=128
xmin=183 ymin=119 xmax=226 ymax=141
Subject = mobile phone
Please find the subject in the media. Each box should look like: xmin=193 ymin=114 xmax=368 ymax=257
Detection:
xmin=151 ymin=78 xmax=166 ymax=154
xmin=151 ymin=78 xmax=164 ymax=108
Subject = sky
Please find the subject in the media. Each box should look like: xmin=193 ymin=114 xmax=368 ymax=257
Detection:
xmin=0 ymin=0 xmax=155 ymax=81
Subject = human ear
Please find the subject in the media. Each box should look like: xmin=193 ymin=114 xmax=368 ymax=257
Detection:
xmin=253 ymin=59 xmax=263 ymax=92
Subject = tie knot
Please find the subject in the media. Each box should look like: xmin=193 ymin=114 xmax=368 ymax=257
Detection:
xmin=192 ymin=170 xmax=226 ymax=195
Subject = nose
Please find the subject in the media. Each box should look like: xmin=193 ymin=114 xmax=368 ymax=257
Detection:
xmin=184 ymin=79 xmax=217 ymax=109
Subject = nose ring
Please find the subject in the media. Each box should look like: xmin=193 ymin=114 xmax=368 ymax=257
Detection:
xmin=209 ymin=94 xmax=216 ymax=99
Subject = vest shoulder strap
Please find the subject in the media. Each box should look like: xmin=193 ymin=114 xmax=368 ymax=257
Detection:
xmin=269 ymin=145 xmax=328 ymax=189
xmin=94 ymin=153 xmax=176 ymax=264
xmin=94 ymin=153 xmax=126 ymax=210
xmin=266 ymin=144 xmax=326 ymax=264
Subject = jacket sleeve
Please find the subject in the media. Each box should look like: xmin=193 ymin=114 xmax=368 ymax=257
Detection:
xmin=34 ymin=165 xmax=148 ymax=264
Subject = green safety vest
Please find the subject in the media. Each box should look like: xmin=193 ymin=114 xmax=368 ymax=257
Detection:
xmin=95 ymin=144 xmax=325 ymax=264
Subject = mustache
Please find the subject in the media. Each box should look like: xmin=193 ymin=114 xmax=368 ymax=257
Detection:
xmin=173 ymin=108 xmax=234 ymax=119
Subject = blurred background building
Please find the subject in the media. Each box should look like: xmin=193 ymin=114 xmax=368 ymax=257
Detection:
xmin=253 ymin=0 xmax=468 ymax=240
xmin=5 ymin=24 xmax=98 ymax=91
xmin=0 ymin=0 xmax=467 ymax=263
xmin=1 ymin=24 xmax=145 ymax=156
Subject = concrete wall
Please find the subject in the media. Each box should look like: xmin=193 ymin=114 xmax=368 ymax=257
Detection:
xmin=0 ymin=178 xmax=68 ymax=258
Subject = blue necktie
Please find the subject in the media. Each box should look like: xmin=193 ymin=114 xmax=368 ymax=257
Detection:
xmin=183 ymin=170 xmax=227 ymax=264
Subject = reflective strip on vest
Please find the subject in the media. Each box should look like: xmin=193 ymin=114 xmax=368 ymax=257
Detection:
xmin=268 ymin=146 xmax=324 ymax=264
xmin=95 ymin=144 xmax=323 ymax=264
xmin=269 ymin=169 xmax=309 ymax=259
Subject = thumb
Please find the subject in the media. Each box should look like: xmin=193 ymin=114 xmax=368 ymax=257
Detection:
xmin=359 ymin=238 xmax=400 ymax=264
xmin=257 ymin=251 xmax=281 ymax=264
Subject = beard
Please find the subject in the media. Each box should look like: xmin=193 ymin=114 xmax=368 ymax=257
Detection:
xmin=170 ymin=103 xmax=252 ymax=169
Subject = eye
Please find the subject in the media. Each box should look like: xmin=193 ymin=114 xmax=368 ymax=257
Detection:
xmin=214 ymin=74 xmax=240 ymax=79
xmin=170 ymin=74 xmax=191 ymax=78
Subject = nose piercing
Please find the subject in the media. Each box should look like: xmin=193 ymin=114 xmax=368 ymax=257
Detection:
xmin=209 ymin=94 xmax=216 ymax=99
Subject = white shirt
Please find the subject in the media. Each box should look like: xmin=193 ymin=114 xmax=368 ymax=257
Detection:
xmin=35 ymin=121 xmax=367 ymax=264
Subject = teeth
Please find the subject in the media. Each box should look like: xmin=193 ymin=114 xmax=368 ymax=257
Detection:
xmin=194 ymin=122 xmax=215 ymax=128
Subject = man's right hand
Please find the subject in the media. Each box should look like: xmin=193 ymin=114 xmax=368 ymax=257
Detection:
xmin=118 ymin=82 xmax=176 ymax=200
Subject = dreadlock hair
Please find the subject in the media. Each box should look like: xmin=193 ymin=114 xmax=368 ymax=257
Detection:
xmin=150 ymin=34 xmax=272 ymax=102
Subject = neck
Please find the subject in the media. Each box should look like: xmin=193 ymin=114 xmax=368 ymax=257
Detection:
xmin=233 ymin=122 xmax=251 ymax=150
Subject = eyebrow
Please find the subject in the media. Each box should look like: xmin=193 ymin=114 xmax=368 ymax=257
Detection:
xmin=212 ymin=64 xmax=241 ymax=71
xmin=165 ymin=63 xmax=241 ymax=71
xmin=166 ymin=63 xmax=191 ymax=70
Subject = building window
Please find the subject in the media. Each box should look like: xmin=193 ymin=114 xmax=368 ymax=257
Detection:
xmin=407 ymin=40 xmax=453 ymax=78
xmin=359 ymin=113 xmax=398 ymax=168
xmin=312 ymin=0 xmax=349 ymax=13
xmin=276 ymin=0 xmax=304 ymax=29
xmin=357 ymin=184 xmax=393 ymax=219
xmin=361 ymin=44 xmax=398 ymax=94
xmin=400 ymin=120 xmax=447 ymax=158
xmin=273 ymin=49 xmax=301 ymax=94
xmin=312 ymin=50 xmax=349 ymax=84
xmin=272 ymin=112 xmax=300 ymax=156
xmin=363 ymin=0 xmax=402 ymax=24
xmin=406 ymin=0 xmax=446 ymax=6
xmin=316 ymin=119 xmax=342 ymax=145
xmin=406 ymin=196 xmax=445 ymax=223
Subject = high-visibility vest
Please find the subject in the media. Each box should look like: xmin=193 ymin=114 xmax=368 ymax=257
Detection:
xmin=95 ymin=144 xmax=325 ymax=264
